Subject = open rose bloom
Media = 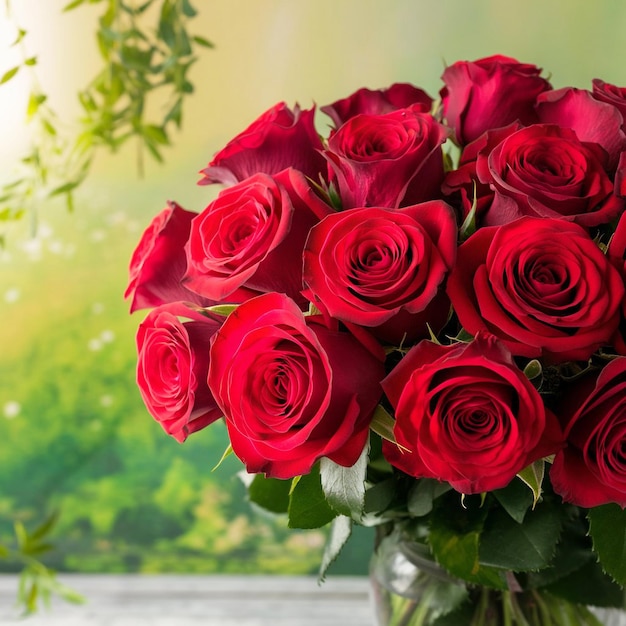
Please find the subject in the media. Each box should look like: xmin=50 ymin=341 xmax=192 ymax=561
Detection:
xmin=126 ymin=57 xmax=626 ymax=619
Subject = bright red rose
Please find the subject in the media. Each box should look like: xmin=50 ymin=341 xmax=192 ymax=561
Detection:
xmin=440 ymin=55 xmax=550 ymax=146
xmin=198 ymin=102 xmax=327 ymax=186
xmin=207 ymin=293 xmax=385 ymax=479
xmin=442 ymin=122 xmax=522 ymax=223
xmin=592 ymin=78 xmax=626 ymax=120
xmin=447 ymin=217 xmax=624 ymax=362
xmin=551 ymin=357 xmax=626 ymax=508
xmin=480 ymin=124 xmax=624 ymax=227
xmin=536 ymin=87 xmax=626 ymax=172
xmin=136 ymin=302 xmax=223 ymax=442
xmin=382 ymin=334 xmax=562 ymax=494
xmin=321 ymin=83 xmax=432 ymax=128
xmin=324 ymin=106 xmax=448 ymax=209
xmin=184 ymin=169 xmax=332 ymax=307
xmin=302 ymin=201 xmax=457 ymax=344
xmin=125 ymin=201 xmax=210 ymax=313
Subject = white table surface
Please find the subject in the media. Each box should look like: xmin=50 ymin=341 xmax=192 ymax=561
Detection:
xmin=0 ymin=574 xmax=373 ymax=626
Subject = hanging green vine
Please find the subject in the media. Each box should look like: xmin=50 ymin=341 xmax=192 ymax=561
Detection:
xmin=0 ymin=0 xmax=213 ymax=241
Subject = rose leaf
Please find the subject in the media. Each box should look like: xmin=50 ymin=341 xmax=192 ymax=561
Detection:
xmin=588 ymin=503 xmax=626 ymax=586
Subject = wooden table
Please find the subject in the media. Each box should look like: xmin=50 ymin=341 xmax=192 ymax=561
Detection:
xmin=0 ymin=575 xmax=373 ymax=625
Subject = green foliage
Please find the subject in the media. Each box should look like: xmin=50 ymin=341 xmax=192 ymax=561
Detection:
xmin=588 ymin=504 xmax=626 ymax=586
xmin=288 ymin=465 xmax=337 ymax=529
xmin=0 ymin=0 xmax=213 ymax=238
xmin=248 ymin=475 xmax=291 ymax=514
xmin=320 ymin=438 xmax=369 ymax=519
xmin=1 ymin=512 xmax=84 ymax=615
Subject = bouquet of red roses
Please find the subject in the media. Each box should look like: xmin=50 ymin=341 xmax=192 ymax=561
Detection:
xmin=126 ymin=55 xmax=626 ymax=625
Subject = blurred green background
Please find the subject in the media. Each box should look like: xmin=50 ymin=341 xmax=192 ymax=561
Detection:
xmin=2 ymin=0 xmax=626 ymax=575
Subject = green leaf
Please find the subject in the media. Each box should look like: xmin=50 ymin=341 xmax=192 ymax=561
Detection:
xmin=144 ymin=139 xmax=164 ymax=163
xmin=62 ymin=0 xmax=86 ymax=11
xmin=288 ymin=465 xmax=337 ymax=529
xmin=142 ymin=124 xmax=169 ymax=145
xmin=30 ymin=511 xmax=59 ymax=543
xmin=181 ymin=0 xmax=197 ymax=16
xmin=363 ymin=477 xmax=397 ymax=514
xmin=320 ymin=437 xmax=369 ymax=518
xmin=164 ymin=97 xmax=183 ymax=128
xmin=192 ymin=35 xmax=214 ymax=48
xmin=0 ymin=66 xmax=20 ymax=85
xmin=408 ymin=478 xmax=451 ymax=517
xmin=27 ymin=93 xmax=47 ymax=119
xmin=517 ymin=459 xmax=545 ymax=508
xmin=319 ymin=516 xmax=352 ymax=582
xmin=492 ymin=478 xmax=534 ymax=524
xmin=428 ymin=496 xmax=506 ymax=589
xmin=49 ymin=181 xmax=81 ymax=197
xmin=248 ymin=474 xmax=291 ymax=514
xmin=24 ymin=56 xmax=37 ymax=66
xmin=544 ymin=558 xmax=624 ymax=608
xmin=479 ymin=503 xmax=563 ymax=572
xmin=588 ymin=503 xmax=626 ymax=585
xmin=11 ymin=29 xmax=27 ymax=46
xmin=14 ymin=521 xmax=28 ymax=550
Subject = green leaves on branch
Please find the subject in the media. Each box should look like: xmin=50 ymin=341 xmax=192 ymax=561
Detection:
xmin=2 ymin=511 xmax=84 ymax=615
xmin=0 ymin=0 xmax=213 ymax=237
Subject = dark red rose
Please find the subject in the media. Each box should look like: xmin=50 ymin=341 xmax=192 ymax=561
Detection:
xmin=321 ymin=83 xmax=432 ymax=128
xmin=480 ymin=124 xmax=624 ymax=227
xmin=551 ymin=357 xmax=626 ymax=508
xmin=324 ymin=107 xmax=448 ymax=209
xmin=184 ymin=169 xmax=332 ymax=307
xmin=125 ymin=201 xmax=210 ymax=313
xmin=608 ymin=211 xmax=626 ymax=354
xmin=442 ymin=122 xmax=522 ymax=223
xmin=447 ymin=217 xmax=624 ymax=362
xmin=382 ymin=334 xmax=562 ymax=494
xmin=198 ymin=102 xmax=327 ymax=186
xmin=536 ymin=87 xmax=626 ymax=171
xmin=207 ymin=292 xmax=385 ymax=479
xmin=136 ymin=302 xmax=223 ymax=442
xmin=440 ymin=55 xmax=550 ymax=146
xmin=302 ymin=201 xmax=457 ymax=344
xmin=592 ymin=78 xmax=626 ymax=128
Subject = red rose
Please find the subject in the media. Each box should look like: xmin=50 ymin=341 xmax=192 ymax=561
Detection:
xmin=302 ymin=201 xmax=457 ymax=344
xmin=324 ymin=107 xmax=448 ymax=209
xmin=382 ymin=334 xmax=562 ymax=494
xmin=125 ymin=201 xmax=210 ymax=313
xmin=440 ymin=55 xmax=550 ymax=146
xmin=447 ymin=217 xmax=624 ymax=362
xmin=184 ymin=169 xmax=331 ymax=307
xmin=551 ymin=357 xmax=626 ymax=508
xmin=480 ymin=124 xmax=624 ymax=227
xmin=592 ymin=78 xmax=626 ymax=127
xmin=207 ymin=293 xmax=385 ymax=479
xmin=198 ymin=102 xmax=327 ymax=186
xmin=608 ymin=212 xmax=626 ymax=353
xmin=321 ymin=83 xmax=432 ymax=128
xmin=536 ymin=87 xmax=626 ymax=171
xmin=442 ymin=122 xmax=522 ymax=223
xmin=136 ymin=302 xmax=223 ymax=442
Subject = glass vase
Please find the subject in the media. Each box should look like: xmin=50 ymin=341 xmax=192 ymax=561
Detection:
xmin=369 ymin=527 xmax=626 ymax=626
